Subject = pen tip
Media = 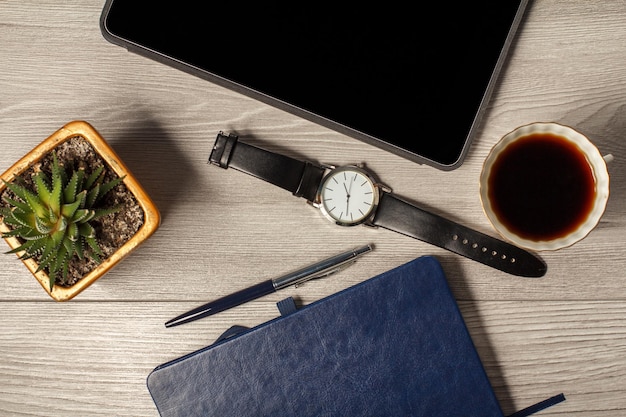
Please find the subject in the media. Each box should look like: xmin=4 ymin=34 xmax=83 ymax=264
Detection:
xmin=165 ymin=317 xmax=184 ymax=328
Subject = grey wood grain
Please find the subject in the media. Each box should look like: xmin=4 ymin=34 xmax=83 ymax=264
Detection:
xmin=1 ymin=1 xmax=625 ymax=415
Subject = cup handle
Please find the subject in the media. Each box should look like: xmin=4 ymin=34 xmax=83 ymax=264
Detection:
xmin=603 ymin=154 xmax=614 ymax=164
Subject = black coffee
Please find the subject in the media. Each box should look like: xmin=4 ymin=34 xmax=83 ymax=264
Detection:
xmin=488 ymin=133 xmax=596 ymax=241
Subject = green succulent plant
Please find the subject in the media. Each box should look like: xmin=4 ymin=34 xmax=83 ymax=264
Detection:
xmin=0 ymin=151 xmax=124 ymax=290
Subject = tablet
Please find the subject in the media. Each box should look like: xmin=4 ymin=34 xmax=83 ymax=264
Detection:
xmin=100 ymin=2 xmax=529 ymax=170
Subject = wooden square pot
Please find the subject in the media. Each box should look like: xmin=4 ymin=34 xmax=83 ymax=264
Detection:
xmin=0 ymin=121 xmax=160 ymax=301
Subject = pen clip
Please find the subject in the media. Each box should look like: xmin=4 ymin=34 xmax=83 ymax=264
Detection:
xmin=272 ymin=244 xmax=372 ymax=290
xmin=294 ymin=260 xmax=356 ymax=288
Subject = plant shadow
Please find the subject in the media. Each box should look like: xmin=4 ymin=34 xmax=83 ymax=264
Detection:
xmin=104 ymin=116 xmax=199 ymax=224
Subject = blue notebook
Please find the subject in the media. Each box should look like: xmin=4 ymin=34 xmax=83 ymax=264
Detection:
xmin=147 ymin=256 xmax=564 ymax=417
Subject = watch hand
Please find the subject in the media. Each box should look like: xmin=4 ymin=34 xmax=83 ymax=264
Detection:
xmin=348 ymin=174 xmax=355 ymax=194
xmin=346 ymin=175 xmax=357 ymax=218
xmin=344 ymin=180 xmax=352 ymax=218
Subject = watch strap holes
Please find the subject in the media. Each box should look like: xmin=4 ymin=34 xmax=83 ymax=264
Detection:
xmin=452 ymin=233 xmax=517 ymax=264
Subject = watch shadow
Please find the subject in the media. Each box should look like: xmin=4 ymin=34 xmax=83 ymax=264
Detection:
xmin=217 ymin=129 xmax=319 ymax=163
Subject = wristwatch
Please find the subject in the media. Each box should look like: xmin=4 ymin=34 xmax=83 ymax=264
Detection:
xmin=209 ymin=132 xmax=547 ymax=277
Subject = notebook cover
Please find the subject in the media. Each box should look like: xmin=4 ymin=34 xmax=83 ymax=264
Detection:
xmin=147 ymin=256 xmax=504 ymax=417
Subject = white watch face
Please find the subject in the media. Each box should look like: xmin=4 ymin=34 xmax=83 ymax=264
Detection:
xmin=318 ymin=166 xmax=378 ymax=226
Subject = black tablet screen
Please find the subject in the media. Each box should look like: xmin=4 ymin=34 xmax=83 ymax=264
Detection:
xmin=102 ymin=2 xmax=527 ymax=169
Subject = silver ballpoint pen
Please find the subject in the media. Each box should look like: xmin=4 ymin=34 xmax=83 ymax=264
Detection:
xmin=165 ymin=244 xmax=373 ymax=328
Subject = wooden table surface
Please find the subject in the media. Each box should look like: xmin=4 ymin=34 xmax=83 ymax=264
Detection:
xmin=2 ymin=1 xmax=625 ymax=416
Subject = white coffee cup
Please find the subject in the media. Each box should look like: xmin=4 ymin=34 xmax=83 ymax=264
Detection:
xmin=480 ymin=122 xmax=611 ymax=251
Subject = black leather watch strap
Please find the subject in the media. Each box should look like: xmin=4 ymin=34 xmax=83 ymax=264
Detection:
xmin=209 ymin=132 xmax=325 ymax=202
xmin=372 ymin=193 xmax=547 ymax=277
xmin=209 ymin=132 xmax=547 ymax=277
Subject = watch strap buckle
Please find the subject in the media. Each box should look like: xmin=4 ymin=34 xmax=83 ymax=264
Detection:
xmin=209 ymin=131 xmax=238 ymax=168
